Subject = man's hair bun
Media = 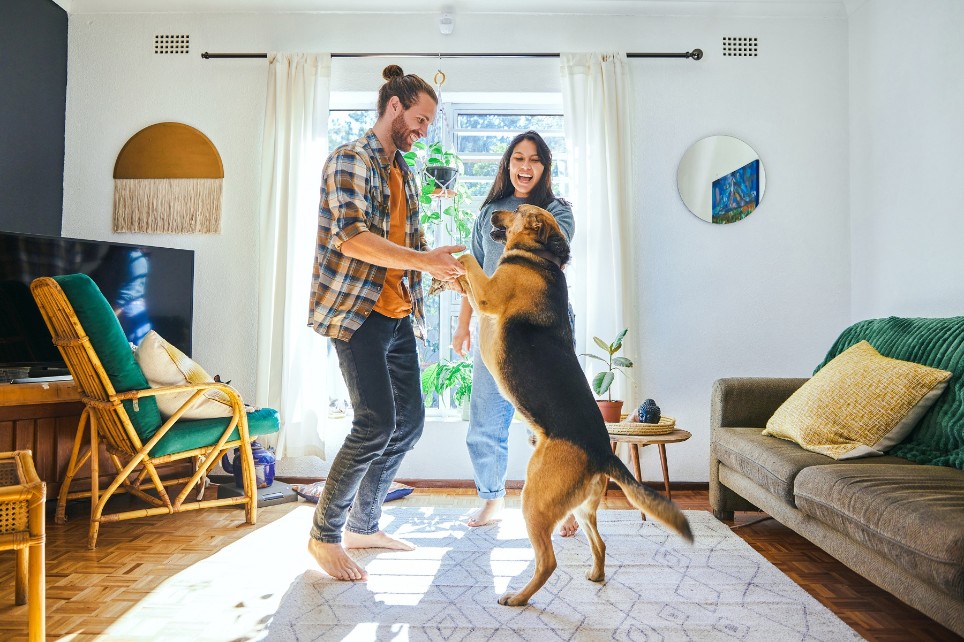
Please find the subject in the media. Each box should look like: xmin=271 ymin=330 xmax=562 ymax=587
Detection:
xmin=382 ymin=65 xmax=405 ymax=80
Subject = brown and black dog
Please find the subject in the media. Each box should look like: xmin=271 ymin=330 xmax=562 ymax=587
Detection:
xmin=457 ymin=204 xmax=693 ymax=606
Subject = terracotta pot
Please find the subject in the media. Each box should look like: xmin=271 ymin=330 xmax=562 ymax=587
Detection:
xmin=596 ymin=400 xmax=624 ymax=423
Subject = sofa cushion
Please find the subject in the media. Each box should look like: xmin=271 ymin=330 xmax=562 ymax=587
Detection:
xmin=764 ymin=341 xmax=951 ymax=459
xmin=713 ymin=428 xmax=902 ymax=505
xmin=818 ymin=316 xmax=964 ymax=469
xmin=795 ymin=463 xmax=964 ymax=599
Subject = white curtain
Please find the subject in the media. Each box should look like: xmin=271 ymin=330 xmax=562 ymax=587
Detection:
xmin=560 ymin=53 xmax=640 ymax=404
xmin=256 ymin=53 xmax=332 ymax=458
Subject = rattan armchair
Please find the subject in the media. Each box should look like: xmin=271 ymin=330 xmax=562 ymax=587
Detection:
xmin=30 ymin=274 xmax=279 ymax=549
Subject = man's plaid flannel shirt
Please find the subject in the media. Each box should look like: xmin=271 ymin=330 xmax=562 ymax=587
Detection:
xmin=308 ymin=130 xmax=428 ymax=342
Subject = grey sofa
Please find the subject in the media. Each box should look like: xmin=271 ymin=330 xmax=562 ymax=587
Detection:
xmin=710 ymin=376 xmax=964 ymax=636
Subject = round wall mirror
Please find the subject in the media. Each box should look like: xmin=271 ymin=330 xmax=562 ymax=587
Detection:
xmin=677 ymin=135 xmax=766 ymax=224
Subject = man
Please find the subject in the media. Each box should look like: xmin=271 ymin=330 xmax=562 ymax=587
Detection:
xmin=307 ymin=65 xmax=465 ymax=581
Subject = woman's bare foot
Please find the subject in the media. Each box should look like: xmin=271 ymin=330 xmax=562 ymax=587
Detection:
xmin=307 ymin=538 xmax=367 ymax=581
xmin=343 ymin=530 xmax=416 ymax=551
xmin=467 ymin=497 xmax=505 ymax=527
xmin=558 ymin=513 xmax=579 ymax=537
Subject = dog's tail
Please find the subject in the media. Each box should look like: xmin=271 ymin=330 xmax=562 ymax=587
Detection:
xmin=603 ymin=456 xmax=693 ymax=543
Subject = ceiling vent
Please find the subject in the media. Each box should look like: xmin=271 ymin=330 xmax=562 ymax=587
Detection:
xmin=722 ymin=36 xmax=758 ymax=57
xmin=154 ymin=34 xmax=190 ymax=55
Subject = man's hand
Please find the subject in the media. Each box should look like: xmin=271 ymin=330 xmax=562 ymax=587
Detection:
xmin=421 ymin=245 xmax=466 ymax=281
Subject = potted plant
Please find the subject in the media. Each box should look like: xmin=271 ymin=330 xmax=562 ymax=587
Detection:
xmin=581 ymin=328 xmax=634 ymax=422
xmin=404 ymin=141 xmax=475 ymax=243
xmin=420 ymin=357 xmax=473 ymax=420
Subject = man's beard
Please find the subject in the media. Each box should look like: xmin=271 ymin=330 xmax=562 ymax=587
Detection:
xmin=390 ymin=111 xmax=414 ymax=152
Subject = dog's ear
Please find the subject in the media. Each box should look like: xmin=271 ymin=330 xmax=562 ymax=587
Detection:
xmin=546 ymin=232 xmax=571 ymax=266
xmin=525 ymin=212 xmax=551 ymax=245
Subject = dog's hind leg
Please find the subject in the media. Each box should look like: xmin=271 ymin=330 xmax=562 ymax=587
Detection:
xmin=574 ymin=473 xmax=608 ymax=582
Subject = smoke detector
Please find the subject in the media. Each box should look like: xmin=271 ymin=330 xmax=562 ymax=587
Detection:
xmin=439 ymin=11 xmax=455 ymax=35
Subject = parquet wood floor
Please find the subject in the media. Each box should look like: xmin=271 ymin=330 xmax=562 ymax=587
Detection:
xmin=0 ymin=487 xmax=959 ymax=641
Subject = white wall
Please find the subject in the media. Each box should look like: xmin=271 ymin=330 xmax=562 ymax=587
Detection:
xmin=849 ymin=0 xmax=964 ymax=319
xmin=62 ymin=7 xmax=851 ymax=482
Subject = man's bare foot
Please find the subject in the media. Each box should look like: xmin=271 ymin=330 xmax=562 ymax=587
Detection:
xmin=343 ymin=530 xmax=416 ymax=551
xmin=467 ymin=497 xmax=505 ymax=527
xmin=558 ymin=514 xmax=579 ymax=537
xmin=307 ymin=538 xmax=367 ymax=581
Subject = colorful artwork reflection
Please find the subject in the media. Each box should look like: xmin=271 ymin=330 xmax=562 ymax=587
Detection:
xmin=712 ymin=159 xmax=759 ymax=224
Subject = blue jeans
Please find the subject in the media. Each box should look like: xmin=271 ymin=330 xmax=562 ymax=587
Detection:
xmin=466 ymin=353 xmax=516 ymax=499
xmin=310 ymin=312 xmax=425 ymax=543
xmin=465 ymin=304 xmax=576 ymax=500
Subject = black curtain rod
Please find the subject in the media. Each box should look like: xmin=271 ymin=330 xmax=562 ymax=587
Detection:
xmin=200 ymin=49 xmax=703 ymax=60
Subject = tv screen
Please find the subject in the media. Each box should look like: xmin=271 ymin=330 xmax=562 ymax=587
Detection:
xmin=0 ymin=231 xmax=194 ymax=375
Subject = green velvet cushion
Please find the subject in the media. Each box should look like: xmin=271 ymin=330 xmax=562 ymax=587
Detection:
xmin=149 ymin=407 xmax=280 ymax=457
xmin=54 ymin=274 xmax=163 ymax=440
xmin=817 ymin=316 xmax=964 ymax=470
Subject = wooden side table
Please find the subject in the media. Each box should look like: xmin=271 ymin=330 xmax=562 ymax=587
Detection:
xmin=608 ymin=429 xmax=692 ymax=519
xmin=0 ymin=450 xmax=46 ymax=642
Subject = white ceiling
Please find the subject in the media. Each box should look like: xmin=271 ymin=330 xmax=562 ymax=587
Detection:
xmin=51 ymin=0 xmax=860 ymax=18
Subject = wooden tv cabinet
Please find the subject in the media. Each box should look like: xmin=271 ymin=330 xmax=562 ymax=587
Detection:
xmin=0 ymin=380 xmax=190 ymax=508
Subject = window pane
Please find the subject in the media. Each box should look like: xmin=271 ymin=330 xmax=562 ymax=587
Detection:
xmin=328 ymin=111 xmax=376 ymax=151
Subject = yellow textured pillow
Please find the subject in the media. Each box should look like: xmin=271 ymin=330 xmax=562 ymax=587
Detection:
xmin=134 ymin=330 xmax=233 ymax=420
xmin=763 ymin=340 xmax=951 ymax=459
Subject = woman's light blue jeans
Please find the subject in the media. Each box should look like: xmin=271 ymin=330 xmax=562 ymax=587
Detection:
xmin=466 ymin=352 xmax=516 ymax=499
xmin=466 ymin=304 xmax=575 ymax=500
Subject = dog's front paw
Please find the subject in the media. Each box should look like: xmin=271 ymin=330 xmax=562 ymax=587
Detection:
xmin=498 ymin=592 xmax=528 ymax=606
xmin=586 ymin=568 xmax=605 ymax=582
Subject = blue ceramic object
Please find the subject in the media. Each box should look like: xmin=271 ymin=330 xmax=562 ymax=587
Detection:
xmin=222 ymin=441 xmax=276 ymax=489
xmin=638 ymin=399 xmax=661 ymax=424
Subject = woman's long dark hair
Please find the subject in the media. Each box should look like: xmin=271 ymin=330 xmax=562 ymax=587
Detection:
xmin=482 ymin=130 xmax=556 ymax=208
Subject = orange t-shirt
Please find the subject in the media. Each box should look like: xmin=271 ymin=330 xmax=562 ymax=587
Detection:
xmin=372 ymin=162 xmax=413 ymax=318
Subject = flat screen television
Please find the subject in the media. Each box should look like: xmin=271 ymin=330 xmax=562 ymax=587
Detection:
xmin=0 ymin=230 xmax=194 ymax=377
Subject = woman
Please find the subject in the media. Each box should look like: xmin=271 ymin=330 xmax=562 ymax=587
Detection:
xmin=452 ymin=130 xmax=579 ymax=535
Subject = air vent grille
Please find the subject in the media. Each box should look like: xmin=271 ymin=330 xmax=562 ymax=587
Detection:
xmin=154 ymin=34 xmax=190 ymax=55
xmin=723 ymin=36 xmax=758 ymax=57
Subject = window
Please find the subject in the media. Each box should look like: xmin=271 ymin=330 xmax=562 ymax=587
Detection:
xmin=326 ymin=103 xmax=567 ymax=413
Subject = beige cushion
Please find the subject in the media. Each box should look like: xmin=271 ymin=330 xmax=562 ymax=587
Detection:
xmin=134 ymin=330 xmax=232 ymax=420
xmin=794 ymin=463 xmax=964 ymax=598
xmin=763 ymin=341 xmax=951 ymax=459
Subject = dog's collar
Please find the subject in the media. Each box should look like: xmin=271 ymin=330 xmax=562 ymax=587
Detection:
xmin=529 ymin=249 xmax=563 ymax=267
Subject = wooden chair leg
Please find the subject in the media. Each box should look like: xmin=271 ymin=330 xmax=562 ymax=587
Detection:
xmin=15 ymin=547 xmax=27 ymax=605
xmin=27 ymin=541 xmax=45 ymax=642
xmin=57 ymin=407 xmax=91 ymax=524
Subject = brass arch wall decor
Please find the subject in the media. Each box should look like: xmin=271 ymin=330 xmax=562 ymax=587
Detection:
xmin=113 ymin=122 xmax=224 ymax=234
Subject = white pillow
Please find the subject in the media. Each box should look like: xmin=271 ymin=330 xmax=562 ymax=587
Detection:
xmin=134 ymin=330 xmax=233 ymax=420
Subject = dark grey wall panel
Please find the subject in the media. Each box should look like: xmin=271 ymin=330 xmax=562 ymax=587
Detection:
xmin=0 ymin=0 xmax=67 ymax=236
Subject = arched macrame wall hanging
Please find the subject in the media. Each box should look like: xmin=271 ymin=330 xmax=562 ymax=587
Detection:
xmin=113 ymin=122 xmax=224 ymax=234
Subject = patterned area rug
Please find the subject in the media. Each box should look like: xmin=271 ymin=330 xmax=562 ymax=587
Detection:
xmin=266 ymin=508 xmax=862 ymax=641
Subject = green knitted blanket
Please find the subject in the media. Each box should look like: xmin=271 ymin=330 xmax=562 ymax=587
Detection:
xmin=816 ymin=316 xmax=964 ymax=470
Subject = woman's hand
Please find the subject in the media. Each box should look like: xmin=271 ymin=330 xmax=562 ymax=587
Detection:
xmin=452 ymin=324 xmax=471 ymax=357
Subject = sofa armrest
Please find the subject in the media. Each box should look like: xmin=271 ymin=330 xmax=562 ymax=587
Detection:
xmin=711 ymin=377 xmax=809 ymax=431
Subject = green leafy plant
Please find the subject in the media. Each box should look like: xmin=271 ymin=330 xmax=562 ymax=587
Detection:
xmin=420 ymin=357 xmax=474 ymax=409
xmin=580 ymin=328 xmax=634 ymax=401
xmin=403 ymin=141 xmax=475 ymax=243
